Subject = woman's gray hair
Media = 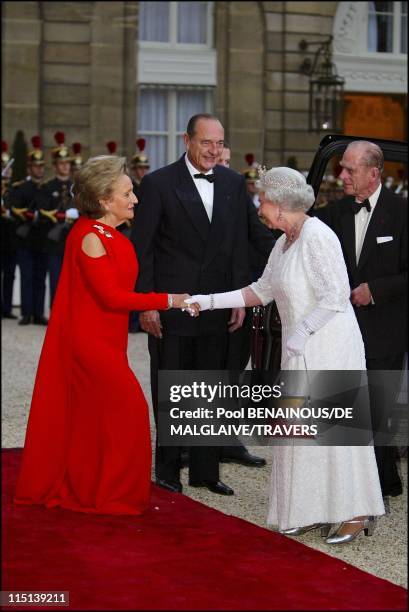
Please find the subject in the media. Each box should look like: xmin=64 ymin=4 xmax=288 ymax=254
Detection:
xmin=73 ymin=155 xmax=127 ymax=219
xmin=256 ymin=166 xmax=315 ymax=212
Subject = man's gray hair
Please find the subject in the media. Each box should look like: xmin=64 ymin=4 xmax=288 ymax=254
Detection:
xmin=346 ymin=140 xmax=384 ymax=173
xmin=256 ymin=167 xmax=315 ymax=212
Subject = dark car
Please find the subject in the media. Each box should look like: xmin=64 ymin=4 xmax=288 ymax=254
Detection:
xmin=251 ymin=134 xmax=408 ymax=372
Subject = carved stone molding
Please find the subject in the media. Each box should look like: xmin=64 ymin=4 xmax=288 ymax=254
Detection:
xmin=332 ymin=1 xmax=406 ymax=93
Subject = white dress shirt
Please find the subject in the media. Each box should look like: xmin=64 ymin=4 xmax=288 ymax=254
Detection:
xmin=185 ymin=154 xmax=214 ymax=222
xmin=355 ymin=182 xmax=382 ymax=263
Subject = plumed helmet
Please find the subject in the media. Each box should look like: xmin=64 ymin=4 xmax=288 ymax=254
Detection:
xmin=106 ymin=141 xmax=118 ymax=155
xmin=52 ymin=131 xmax=72 ymax=162
xmin=28 ymin=135 xmax=45 ymax=165
xmin=71 ymin=142 xmax=83 ymax=168
xmin=131 ymin=138 xmax=150 ymax=168
xmin=242 ymin=153 xmax=258 ymax=181
xmin=1 ymin=141 xmax=10 ymax=169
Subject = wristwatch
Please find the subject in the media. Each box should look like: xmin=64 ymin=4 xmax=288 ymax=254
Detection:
xmin=167 ymin=294 xmax=173 ymax=309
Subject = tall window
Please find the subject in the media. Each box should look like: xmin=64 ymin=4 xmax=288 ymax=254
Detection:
xmin=139 ymin=1 xmax=211 ymax=46
xmin=368 ymin=2 xmax=407 ymax=54
xmin=138 ymin=88 xmax=213 ymax=170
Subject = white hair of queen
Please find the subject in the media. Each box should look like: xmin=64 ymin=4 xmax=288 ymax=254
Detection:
xmin=256 ymin=166 xmax=315 ymax=212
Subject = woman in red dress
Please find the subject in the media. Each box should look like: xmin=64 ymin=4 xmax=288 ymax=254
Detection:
xmin=14 ymin=155 xmax=193 ymax=515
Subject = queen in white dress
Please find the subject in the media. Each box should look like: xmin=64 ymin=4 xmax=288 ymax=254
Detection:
xmin=187 ymin=167 xmax=385 ymax=544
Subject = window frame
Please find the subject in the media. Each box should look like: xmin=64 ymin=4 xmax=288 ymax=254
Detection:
xmin=366 ymin=1 xmax=407 ymax=56
xmin=137 ymin=86 xmax=214 ymax=169
xmin=138 ymin=1 xmax=214 ymax=50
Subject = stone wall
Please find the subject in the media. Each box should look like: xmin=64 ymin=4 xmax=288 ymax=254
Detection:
xmin=2 ymin=1 xmax=137 ymax=174
xmin=40 ymin=2 xmax=93 ymax=165
xmin=2 ymin=2 xmax=42 ymax=149
xmin=215 ymin=1 xmax=265 ymax=172
xmin=262 ymin=1 xmax=338 ymax=171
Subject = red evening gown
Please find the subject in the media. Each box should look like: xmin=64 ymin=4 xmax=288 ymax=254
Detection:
xmin=14 ymin=216 xmax=168 ymax=515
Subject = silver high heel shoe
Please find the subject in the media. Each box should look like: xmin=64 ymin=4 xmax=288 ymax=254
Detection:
xmin=279 ymin=523 xmax=331 ymax=537
xmin=325 ymin=516 xmax=375 ymax=545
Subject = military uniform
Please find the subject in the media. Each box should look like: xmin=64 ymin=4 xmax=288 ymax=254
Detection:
xmin=34 ymin=132 xmax=77 ymax=306
xmin=8 ymin=176 xmax=48 ymax=322
xmin=1 ymin=151 xmax=18 ymax=318
xmin=34 ymin=175 xmax=74 ymax=304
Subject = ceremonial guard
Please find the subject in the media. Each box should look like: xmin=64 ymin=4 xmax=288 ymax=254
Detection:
xmin=242 ymin=153 xmax=260 ymax=209
xmin=130 ymin=138 xmax=150 ymax=199
xmin=71 ymin=142 xmax=83 ymax=176
xmin=34 ymin=132 xmax=78 ymax=306
xmin=1 ymin=141 xmax=18 ymax=319
xmin=7 ymin=136 xmax=50 ymax=325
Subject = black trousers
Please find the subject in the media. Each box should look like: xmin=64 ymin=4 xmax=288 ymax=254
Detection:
xmin=1 ymin=250 xmax=17 ymax=315
xmin=17 ymin=248 xmax=47 ymax=318
xmin=367 ymin=353 xmax=405 ymax=496
xmin=149 ymin=333 xmax=228 ymax=483
xmin=221 ymin=309 xmax=253 ymax=460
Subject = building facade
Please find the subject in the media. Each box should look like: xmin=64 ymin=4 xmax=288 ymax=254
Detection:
xmin=2 ymin=1 xmax=407 ymax=174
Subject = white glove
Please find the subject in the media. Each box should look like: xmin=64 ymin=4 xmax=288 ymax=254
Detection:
xmin=286 ymin=328 xmax=309 ymax=359
xmin=65 ymin=207 xmax=79 ymax=220
xmin=185 ymin=289 xmax=245 ymax=312
xmin=286 ymin=307 xmax=337 ymax=358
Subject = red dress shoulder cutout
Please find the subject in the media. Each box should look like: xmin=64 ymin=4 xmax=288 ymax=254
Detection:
xmin=14 ymin=217 xmax=168 ymax=515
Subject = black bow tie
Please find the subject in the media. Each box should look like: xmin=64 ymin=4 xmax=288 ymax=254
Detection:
xmin=194 ymin=173 xmax=215 ymax=183
xmin=352 ymin=199 xmax=371 ymax=214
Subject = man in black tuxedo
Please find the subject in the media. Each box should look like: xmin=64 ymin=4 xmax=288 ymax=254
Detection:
xmin=315 ymin=140 xmax=407 ymax=498
xmin=131 ymin=114 xmax=253 ymax=495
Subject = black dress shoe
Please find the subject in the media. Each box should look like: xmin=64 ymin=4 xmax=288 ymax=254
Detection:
xmin=18 ymin=316 xmax=31 ymax=326
xmin=221 ymin=451 xmax=266 ymax=467
xmin=33 ymin=316 xmax=48 ymax=325
xmin=382 ymin=483 xmax=403 ymax=498
xmin=2 ymin=313 xmax=18 ymax=319
xmin=155 ymin=478 xmax=183 ymax=493
xmin=189 ymin=480 xmax=234 ymax=495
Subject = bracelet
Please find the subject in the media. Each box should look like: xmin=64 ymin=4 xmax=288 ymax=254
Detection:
xmin=167 ymin=294 xmax=173 ymax=309
xmin=209 ymin=294 xmax=215 ymax=311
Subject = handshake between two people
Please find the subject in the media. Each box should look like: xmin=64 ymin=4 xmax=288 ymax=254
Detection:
xmin=141 ymin=291 xmax=247 ymax=339
xmin=174 ymin=289 xmax=246 ymax=318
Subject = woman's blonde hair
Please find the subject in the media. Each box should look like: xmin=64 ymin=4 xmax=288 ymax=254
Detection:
xmin=73 ymin=155 xmax=127 ymax=218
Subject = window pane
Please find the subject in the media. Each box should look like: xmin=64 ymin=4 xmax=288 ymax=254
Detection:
xmin=176 ymin=91 xmax=207 ymax=132
xmin=373 ymin=2 xmax=394 ymax=13
xmin=139 ymin=2 xmax=170 ymax=42
xmin=176 ymin=135 xmax=186 ymax=159
xmin=138 ymin=90 xmax=168 ymax=132
xmin=368 ymin=8 xmax=394 ymax=52
xmin=178 ymin=1 xmax=207 ymax=44
xmin=402 ymin=15 xmax=407 ymax=53
xmin=139 ymin=135 xmax=167 ymax=171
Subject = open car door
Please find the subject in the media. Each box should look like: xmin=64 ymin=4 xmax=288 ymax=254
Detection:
xmin=251 ymin=134 xmax=408 ymax=372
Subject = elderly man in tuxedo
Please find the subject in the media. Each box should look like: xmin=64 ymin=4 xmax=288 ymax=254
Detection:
xmin=315 ymin=140 xmax=407 ymax=499
xmin=131 ymin=114 xmax=256 ymax=495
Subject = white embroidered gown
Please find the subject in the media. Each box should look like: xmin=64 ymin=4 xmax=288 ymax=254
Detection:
xmin=250 ymin=217 xmax=385 ymax=530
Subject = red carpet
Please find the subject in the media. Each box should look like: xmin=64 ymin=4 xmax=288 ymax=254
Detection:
xmin=2 ymin=449 xmax=407 ymax=611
